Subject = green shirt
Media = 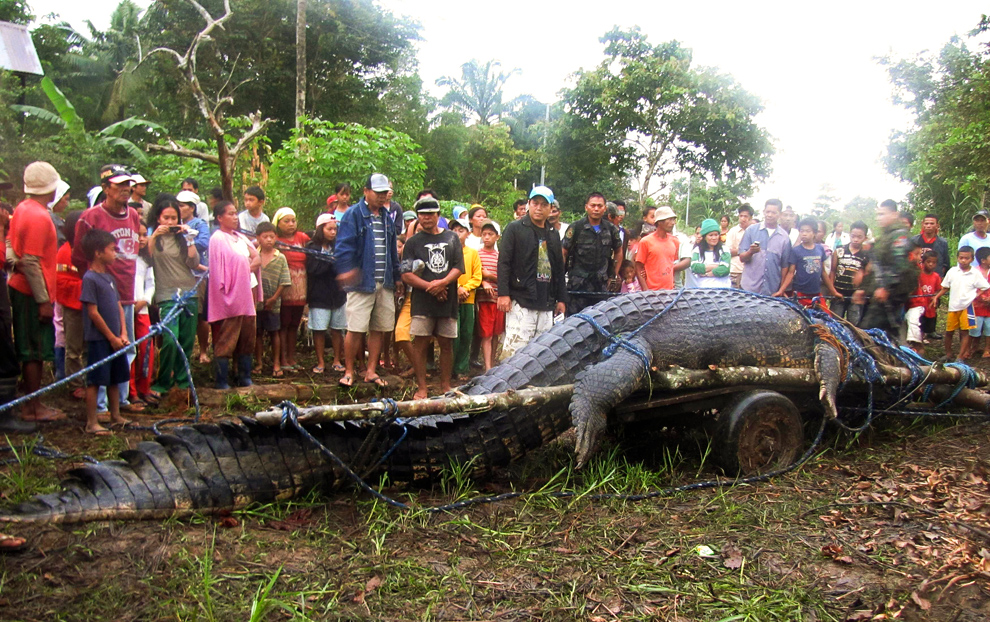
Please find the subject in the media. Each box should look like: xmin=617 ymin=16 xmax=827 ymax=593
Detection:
xmin=260 ymin=251 xmax=291 ymax=313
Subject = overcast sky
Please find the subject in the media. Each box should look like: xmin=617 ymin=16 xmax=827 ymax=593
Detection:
xmin=27 ymin=0 xmax=990 ymax=213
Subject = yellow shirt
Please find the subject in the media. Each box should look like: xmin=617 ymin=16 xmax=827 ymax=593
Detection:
xmin=458 ymin=245 xmax=482 ymax=304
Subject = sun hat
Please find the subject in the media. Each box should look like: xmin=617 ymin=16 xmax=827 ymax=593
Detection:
xmin=23 ymin=161 xmax=60 ymax=195
xmin=272 ymin=207 xmax=296 ymax=227
xmin=700 ymin=218 xmax=720 ymax=237
xmin=654 ymin=205 xmax=676 ymax=221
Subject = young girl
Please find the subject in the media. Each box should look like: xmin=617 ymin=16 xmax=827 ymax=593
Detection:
xmin=131 ymin=223 xmax=157 ymax=406
xmin=56 ymin=210 xmax=86 ymax=399
xmin=688 ymin=218 xmax=731 ymax=288
xmin=619 ymin=260 xmax=641 ymax=293
xmin=272 ymin=207 xmax=310 ymax=370
xmin=306 ymin=214 xmax=347 ymax=374
xmin=331 ymin=182 xmax=351 ymax=220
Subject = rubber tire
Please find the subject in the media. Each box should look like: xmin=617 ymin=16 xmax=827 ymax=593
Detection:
xmin=712 ymin=390 xmax=804 ymax=476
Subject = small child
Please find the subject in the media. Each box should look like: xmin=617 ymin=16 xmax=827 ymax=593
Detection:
xmin=79 ymin=229 xmax=131 ymax=435
xmin=392 ymin=235 xmax=415 ymax=376
xmin=254 ymin=222 xmax=291 ymax=377
xmin=968 ymin=247 xmax=990 ymax=358
xmin=780 ymin=217 xmax=841 ymax=307
xmin=906 ymin=250 xmax=941 ymax=355
xmin=931 ymin=246 xmax=990 ymax=361
xmin=449 ymin=218 xmax=482 ymax=378
xmin=131 ymin=224 xmax=157 ymax=405
xmin=306 ymin=214 xmax=347 ymax=374
xmin=476 ymin=220 xmax=504 ymax=370
xmin=619 ymin=260 xmax=641 ymax=293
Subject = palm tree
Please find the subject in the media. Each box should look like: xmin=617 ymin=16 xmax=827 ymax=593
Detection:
xmin=436 ymin=59 xmax=520 ymax=125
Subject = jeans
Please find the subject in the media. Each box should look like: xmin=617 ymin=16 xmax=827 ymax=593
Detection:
xmin=830 ymin=297 xmax=863 ymax=326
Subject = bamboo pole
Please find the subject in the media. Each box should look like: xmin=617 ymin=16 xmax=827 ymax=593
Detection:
xmin=252 ymin=363 xmax=990 ymax=425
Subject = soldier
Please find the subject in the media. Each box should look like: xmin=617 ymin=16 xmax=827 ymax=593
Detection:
xmin=854 ymin=199 xmax=918 ymax=339
xmin=562 ymin=192 xmax=623 ymax=314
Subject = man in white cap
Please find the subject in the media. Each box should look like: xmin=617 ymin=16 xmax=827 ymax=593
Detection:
xmin=335 ymin=173 xmax=403 ymax=388
xmin=7 ymin=161 xmax=65 ymax=425
xmin=635 ymin=205 xmax=685 ymax=291
xmin=72 ymin=164 xmax=145 ymax=413
xmin=129 ymin=173 xmax=152 ymax=221
xmin=497 ymin=185 xmax=567 ymax=360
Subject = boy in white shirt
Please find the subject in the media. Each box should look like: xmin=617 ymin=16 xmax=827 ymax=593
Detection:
xmin=931 ymin=246 xmax=990 ymax=361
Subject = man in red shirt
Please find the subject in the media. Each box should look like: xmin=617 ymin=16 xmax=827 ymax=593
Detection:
xmin=72 ymin=164 xmax=144 ymax=413
xmin=7 ymin=162 xmax=64 ymax=423
xmin=635 ymin=206 xmax=687 ymax=290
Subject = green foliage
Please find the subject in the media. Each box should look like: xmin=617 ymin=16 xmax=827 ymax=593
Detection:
xmin=267 ymin=117 xmax=425 ymax=226
xmin=564 ymin=27 xmax=773 ymax=208
xmin=461 ymin=123 xmax=529 ymax=206
xmin=668 ymin=176 xmax=750 ymax=229
xmin=436 ymin=59 xmax=521 ymax=125
xmin=0 ymin=0 xmax=32 ymax=23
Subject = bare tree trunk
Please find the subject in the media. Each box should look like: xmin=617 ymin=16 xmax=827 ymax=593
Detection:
xmin=295 ymin=0 xmax=307 ymax=128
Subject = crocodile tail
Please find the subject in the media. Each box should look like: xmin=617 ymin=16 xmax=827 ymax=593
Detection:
xmin=0 ymin=420 xmax=339 ymax=524
xmin=571 ymin=338 xmax=654 ymax=468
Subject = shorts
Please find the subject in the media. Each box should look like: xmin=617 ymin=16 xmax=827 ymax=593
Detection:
xmin=477 ymin=301 xmax=505 ymax=338
xmin=346 ymin=284 xmax=396 ymax=333
xmin=280 ymin=304 xmax=305 ymax=330
xmin=921 ymin=314 xmax=937 ymax=334
xmin=410 ymin=315 xmax=458 ymax=339
xmin=394 ymin=297 xmax=412 ymax=342
xmin=500 ymin=301 xmax=553 ymax=361
xmin=257 ymin=309 xmax=281 ymax=333
xmin=309 ymin=306 xmax=347 ymax=332
xmin=10 ymin=288 xmax=55 ymax=363
xmin=730 ymin=272 xmax=742 ymax=289
xmin=86 ymin=339 xmax=130 ymax=387
xmin=946 ymin=307 xmax=974 ymax=332
xmin=970 ymin=315 xmax=990 ymax=338
xmin=905 ymin=306 xmax=924 ymax=343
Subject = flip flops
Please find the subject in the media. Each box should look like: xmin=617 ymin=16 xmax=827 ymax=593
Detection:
xmin=365 ymin=375 xmax=388 ymax=389
xmin=338 ymin=374 xmax=355 ymax=388
xmin=0 ymin=533 xmax=27 ymax=553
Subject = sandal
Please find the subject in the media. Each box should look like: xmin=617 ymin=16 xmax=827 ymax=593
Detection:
xmin=0 ymin=533 xmax=27 ymax=553
xmin=338 ymin=374 xmax=354 ymax=388
xmin=272 ymin=369 xmax=284 ymax=378
xmin=365 ymin=375 xmax=388 ymax=389
xmin=332 ymin=363 xmax=346 ymax=373
xmin=311 ymin=366 xmax=325 ymax=374
xmin=120 ymin=402 xmax=145 ymax=414
xmin=85 ymin=427 xmax=113 ymax=436
xmin=141 ymin=392 xmax=161 ymax=406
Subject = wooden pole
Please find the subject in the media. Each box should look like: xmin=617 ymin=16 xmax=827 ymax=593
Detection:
xmin=252 ymin=363 xmax=990 ymax=425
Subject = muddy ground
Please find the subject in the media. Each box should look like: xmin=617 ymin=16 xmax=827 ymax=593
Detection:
xmin=0 ymin=337 xmax=989 ymax=621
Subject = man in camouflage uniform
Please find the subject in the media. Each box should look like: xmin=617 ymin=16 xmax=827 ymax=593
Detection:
xmin=855 ymin=199 xmax=918 ymax=339
xmin=562 ymin=192 xmax=624 ymax=315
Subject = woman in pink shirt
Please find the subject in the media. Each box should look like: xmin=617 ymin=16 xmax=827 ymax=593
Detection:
xmin=208 ymin=201 xmax=262 ymax=389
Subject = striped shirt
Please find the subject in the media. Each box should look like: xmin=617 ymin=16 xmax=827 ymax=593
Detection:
xmin=371 ymin=219 xmax=387 ymax=283
xmin=477 ymin=247 xmax=499 ymax=302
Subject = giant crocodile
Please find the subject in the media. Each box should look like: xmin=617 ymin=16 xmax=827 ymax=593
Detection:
xmin=0 ymin=289 xmax=843 ymax=524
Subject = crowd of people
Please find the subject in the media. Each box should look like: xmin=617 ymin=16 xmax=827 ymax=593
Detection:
xmin=0 ymin=160 xmax=982 ymax=437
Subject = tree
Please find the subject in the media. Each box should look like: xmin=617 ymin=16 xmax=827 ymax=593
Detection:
xmin=564 ymin=27 xmax=773 ymax=209
xmin=812 ymin=183 xmax=840 ymax=221
xmin=295 ymin=0 xmax=306 ymax=128
xmin=266 ymin=118 xmax=425 ymax=226
xmin=0 ymin=0 xmax=31 ymax=24
xmin=143 ymin=0 xmax=270 ymax=200
xmin=460 ymin=123 xmax=529 ymax=205
xmin=668 ymin=177 xmax=750 ymax=228
xmin=436 ymin=59 xmax=520 ymax=125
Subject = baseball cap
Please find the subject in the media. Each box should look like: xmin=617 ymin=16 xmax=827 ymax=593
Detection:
xmin=974 ymin=210 xmax=989 ymax=220
xmin=130 ymin=173 xmax=149 ymax=185
xmin=23 ymin=161 xmax=61 ymax=195
xmin=315 ymin=213 xmax=335 ymax=228
xmin=481 ymin=219 xmax=501 ymax=235
xmin=48 ymin=179 xmax=70 ymax=208
xmin=176 ymin=190 xmax=200 ymax=205
xmin=452 ymin=205 xmax=468 ymax=220
xmin=402 ymin=210 xmax=417 ymax=222
xmin=365 ymin=173 xmax=390 ymax=192
xmin=101 ymin=164 xmax=132 ymax=185
xmin=529 ymin=185 xmax=555 ymax=205
xmin=450 ymin=218 xmax=470 ymax=231
xmin=414 ymin=196 xmax=440 ymax=213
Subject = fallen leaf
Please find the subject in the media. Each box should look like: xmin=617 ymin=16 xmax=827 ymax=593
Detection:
xmin=910 ymin=591 xmax=930 ymax=611
xmin=365 ymin=576 xmax=382 ymax=593
xmin=722 ymin=544 xmax=744 ymax=569
xmin=218 ymin=516 xmax=239 ymax=529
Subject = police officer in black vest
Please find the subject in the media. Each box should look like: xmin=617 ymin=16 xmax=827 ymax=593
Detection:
xmin=562 ymin=192 xmax=624 ymax=315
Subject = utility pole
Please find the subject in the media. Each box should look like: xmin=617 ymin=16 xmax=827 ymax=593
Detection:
xmin=540 ymin=102 xmax=549 ymax=186
xmin=295 ymin=0 xmax=307 ymax=129
xmin=685 ymin=176 xmax=691 ymax=226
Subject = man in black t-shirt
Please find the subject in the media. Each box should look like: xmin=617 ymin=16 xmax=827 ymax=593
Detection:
xmin=401 ymin=197 xmax=464 ymax=399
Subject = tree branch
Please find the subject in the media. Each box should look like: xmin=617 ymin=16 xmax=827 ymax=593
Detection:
xmin=228 ymin=112 xmax=271 ymax=159
xmin=147 ymin=141 xmax=220 ymax=164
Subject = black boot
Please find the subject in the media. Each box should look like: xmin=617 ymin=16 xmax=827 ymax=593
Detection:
xmin=215 ymin=357 xmax=231 ymax=390
xmin=236 ymin=354 xmax=253 ymax=387
xmin=0 ymin=376 xmax=35 ymax=434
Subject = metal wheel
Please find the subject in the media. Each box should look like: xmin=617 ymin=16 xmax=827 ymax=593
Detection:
xmin=712 ymin=390 xmax=804 ymax=476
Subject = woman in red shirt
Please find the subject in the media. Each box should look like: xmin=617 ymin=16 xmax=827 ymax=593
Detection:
xmin=273 ymin=207 xmax=310 ymax=370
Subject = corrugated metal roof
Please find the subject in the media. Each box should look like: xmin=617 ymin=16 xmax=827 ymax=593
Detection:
xmin=0 ymin=21 xmax=44 ymax=75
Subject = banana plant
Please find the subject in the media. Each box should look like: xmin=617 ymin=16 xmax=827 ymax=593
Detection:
xmin=11 ymin=76 xmax=164 ymax=164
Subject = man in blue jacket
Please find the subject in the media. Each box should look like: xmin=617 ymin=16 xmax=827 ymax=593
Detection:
xmin=335 ymin=173 xmax=403 ymax=388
